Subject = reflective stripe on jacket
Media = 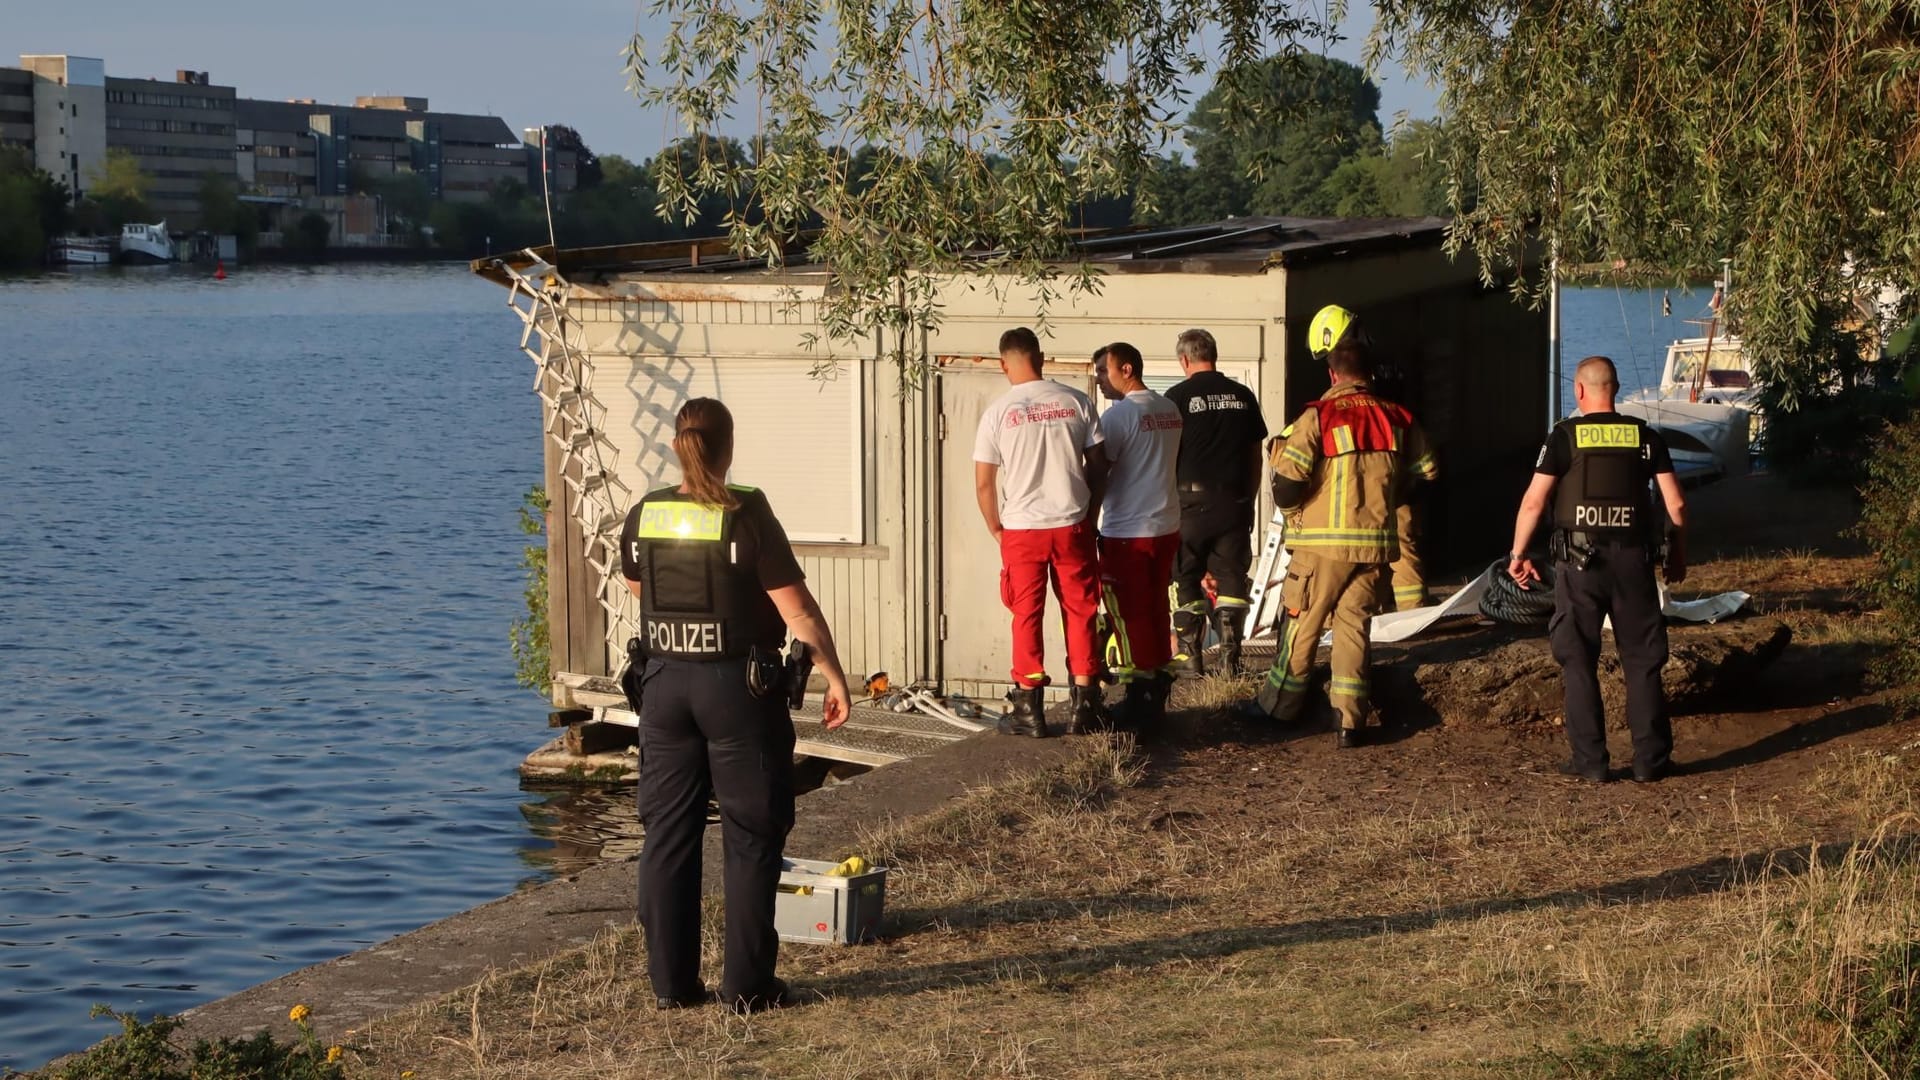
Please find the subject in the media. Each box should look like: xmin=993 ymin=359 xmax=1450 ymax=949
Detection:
xmin=1268 ymin=381 xmax=1437 ymax=565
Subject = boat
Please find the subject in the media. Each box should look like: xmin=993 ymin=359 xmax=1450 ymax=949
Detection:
xmin=118 ymin=222 xmax=175 ymax=264
xmin=48 ymin=236 xmax=113 ymax=266
xmin=1617 ymin=267 xmax=1757 ymax=483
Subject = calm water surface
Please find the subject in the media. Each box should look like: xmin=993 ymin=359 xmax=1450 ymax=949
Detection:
xmin=0 ymin=265 xmax=1700 ymax=1070
xmin=0 ymin=263 xmax=629 ymax=1071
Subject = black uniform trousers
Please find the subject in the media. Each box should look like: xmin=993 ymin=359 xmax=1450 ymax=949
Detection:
xmin=1173 ymin=491 xmax=1255 ymax=625
xmin=635 ymin=656 xmax=796 ymax=1002
xmin=1549 ymin=540 xmax=1673 ymax=775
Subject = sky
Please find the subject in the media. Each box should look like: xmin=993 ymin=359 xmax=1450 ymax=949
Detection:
xmin=6 ymin=0 xmax=1441 ymax=162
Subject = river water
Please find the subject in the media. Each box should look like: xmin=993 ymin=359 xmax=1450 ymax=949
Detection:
xmin=0 ymin=264 xmax=1707 ymax=1070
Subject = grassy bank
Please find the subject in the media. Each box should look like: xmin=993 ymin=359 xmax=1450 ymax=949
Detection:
xmin=339 ymin=713 xmax=1920 ymax=1077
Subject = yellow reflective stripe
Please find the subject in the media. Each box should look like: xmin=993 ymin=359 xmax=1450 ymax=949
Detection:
xmin=1409 ymin=453 xmax=1438 ymax=480
xmin=1292 ymin=527 xmax=1395 ymax=542
xmin=1329 ymin=676 xmax=1369 ymax=698
xmin=1102 ymin=585 xmax=1134 ymax=670
xmin=1332 ymin=455 xmax=1351 ymax=527
xmin=1574 ymin=424 xmax=1641 ymax=449
xmin=1393 ymin=584 xmax=1426 ymax=599
xmin=1214 ymin=596 xmax=1250 ymax=609
xmin=633 ymin=501 xmax=725 ymax=541
xmin=1280 ymin=446 xmax=1314 ymax=474
xmin=1332 ymin=425 xmax=1356 ymax=454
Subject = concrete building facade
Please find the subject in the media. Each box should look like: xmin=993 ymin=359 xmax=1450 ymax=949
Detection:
xmin=103 ymin=69 xmax=237 ymax=227
xmin=4 ymin=53 xmax=567 ymax=236
xmin=17 ymin=55 xmax=107 ymax=201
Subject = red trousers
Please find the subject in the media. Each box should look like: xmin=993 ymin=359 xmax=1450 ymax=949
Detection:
xmin=999 ymin=520 xmax=1102 ymax=688
xmin=1099 ymin=533 xmax=1180 ymax=679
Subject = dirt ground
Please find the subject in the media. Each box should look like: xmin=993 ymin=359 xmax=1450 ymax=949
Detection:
xmin=1149 ymin=471 xmax=1901 ymax=844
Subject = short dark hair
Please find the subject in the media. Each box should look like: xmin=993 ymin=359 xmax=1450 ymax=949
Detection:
xmin=1327 ymin=339 xmax=1371 ymax=379
xmin=1100 ymin=341 xmax=1144 ymax=381
xmin=999 ymin=327 xmax=1042 ymax=361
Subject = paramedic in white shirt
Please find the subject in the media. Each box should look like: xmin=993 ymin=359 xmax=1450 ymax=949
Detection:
xmin=972 ymin=327 xmax=1110 ymax=737
xmin=1092 ymin=341 xmax=1184 ymax=729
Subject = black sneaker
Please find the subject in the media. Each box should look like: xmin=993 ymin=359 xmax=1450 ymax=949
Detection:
xmin=1557 ymin=760 xmax=1611 ymax=783
xmin=724 ymin=977 xmax=790 ymax=1016
xmin=655 ymin=988 xmax=716 ymax=1010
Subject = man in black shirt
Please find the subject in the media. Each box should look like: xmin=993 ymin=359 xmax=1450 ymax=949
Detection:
xmin=1162 ymin=328 xmax=1267 ymax=675
xmin=1508 ymin=357 xmax=1688 ymax=784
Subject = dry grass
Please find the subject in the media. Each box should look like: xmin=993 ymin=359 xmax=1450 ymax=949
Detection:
xmin=345 ymin=733 xmax=1920 ymax=1079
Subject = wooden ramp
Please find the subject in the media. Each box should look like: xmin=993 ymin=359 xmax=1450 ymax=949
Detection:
xmin=552 ymin=672 xmax=972 ymax=767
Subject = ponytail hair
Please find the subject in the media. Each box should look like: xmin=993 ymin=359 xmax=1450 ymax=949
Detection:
xmin=672 ymin=398 xmax=739 ymax=510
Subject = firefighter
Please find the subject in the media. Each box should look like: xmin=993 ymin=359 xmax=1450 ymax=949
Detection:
xmin=1508 ymin=356 xmax=1688 ymax=783
xmin=1240 ymin=305 xmax=1437 ymax=747
xmin=972 ymin=327 xmax=1110 ymax=736
xmin=1163 ymin=328 xmax=1267 ymax=676
xmin=620 ymin=397 xmax=853 ymax=1014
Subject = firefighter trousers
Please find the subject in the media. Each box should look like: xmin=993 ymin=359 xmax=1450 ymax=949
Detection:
xmin=1253 ymin=554 xmax=1388 ymax=729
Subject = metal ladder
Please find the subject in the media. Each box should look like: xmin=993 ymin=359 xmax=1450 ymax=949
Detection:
xmin=497 ymin=257 xmax=640 ymax=658
xmin=1242 ymin=506 xmax=1291 ymax=638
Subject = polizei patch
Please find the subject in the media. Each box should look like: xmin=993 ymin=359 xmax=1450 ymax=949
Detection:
xmin=1574 ymin=504 xmax=1636 ymax=529
xmin=646 ymin=619 xmax=728 ymax=655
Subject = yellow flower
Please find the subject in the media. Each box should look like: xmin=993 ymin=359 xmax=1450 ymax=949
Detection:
xmin=288 ymin=1004 xmax=312 ymax=1023
xmin=326 ymin=1046 xmax=343 ymax=1064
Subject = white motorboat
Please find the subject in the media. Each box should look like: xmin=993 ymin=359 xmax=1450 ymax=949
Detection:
xmin=1618 ymin=269 xmax=1757 ymax=483
xmin=49 ymin=236 xmax=113 ymax=266
xmin=118 ymin=222 xmax=175 ymax=264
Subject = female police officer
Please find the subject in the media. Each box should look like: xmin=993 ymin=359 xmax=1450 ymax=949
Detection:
xmin=619 ymin=397 xmax=853 ymax=1014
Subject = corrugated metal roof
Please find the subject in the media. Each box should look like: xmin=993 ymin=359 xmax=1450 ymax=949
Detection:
xmin=472 ymin=215 xmax=1451 ymax=286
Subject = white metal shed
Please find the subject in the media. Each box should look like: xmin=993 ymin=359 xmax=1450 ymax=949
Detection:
xmin=476 ymin=217 xmax=1547 ymax=703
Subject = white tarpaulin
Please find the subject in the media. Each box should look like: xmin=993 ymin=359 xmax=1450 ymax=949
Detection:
xmin=1249 ymin=567 xmax=1753 ymax=647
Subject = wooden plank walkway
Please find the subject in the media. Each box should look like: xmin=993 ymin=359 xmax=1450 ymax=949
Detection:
xmin=551 ymin=671 xmax=970 ymax=767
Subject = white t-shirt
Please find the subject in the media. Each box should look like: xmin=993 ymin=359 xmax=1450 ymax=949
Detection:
xmin=1098 ymin=389 xmax=1183 ymax=538
xmin=972 ymin=379 xmax=1103 ymax=530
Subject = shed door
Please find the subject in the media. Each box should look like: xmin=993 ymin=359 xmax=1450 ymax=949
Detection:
xmin=938 ymin=360 xmax=1095 ymax=688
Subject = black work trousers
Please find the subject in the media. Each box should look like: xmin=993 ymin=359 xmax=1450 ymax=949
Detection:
xmin=635 ymin=656 xmax=796 ymax=1002
xmin=1174 ymin=492 xmax=1255 ymax=627
xmin=1549 ymin=542 xmax=1673 ymax=775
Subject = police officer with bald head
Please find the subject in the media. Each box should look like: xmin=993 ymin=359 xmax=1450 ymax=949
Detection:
xmin=1508 ymin=356 xmax=1689 ymax=784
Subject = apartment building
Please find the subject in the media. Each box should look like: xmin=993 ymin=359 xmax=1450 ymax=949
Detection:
xmin=0 ymin=67 xmax=36 ymax=154
xmin=15 ymin=55 xmax=107 ymax=200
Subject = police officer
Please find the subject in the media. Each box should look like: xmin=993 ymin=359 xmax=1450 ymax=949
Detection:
xmin=1241 ymin=305 xmax=1437 ymax=747
xmin=1163 ymin=328 xmax=1266 ymax=676
xmin=1509 ymin=356 xmax=1688 ymax=783
xmin=620 ymin=398 xmax=853 ymax=1013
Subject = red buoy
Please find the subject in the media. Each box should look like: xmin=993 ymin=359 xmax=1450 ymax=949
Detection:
xmin=214 ymin=261 xmax=227 ymax=281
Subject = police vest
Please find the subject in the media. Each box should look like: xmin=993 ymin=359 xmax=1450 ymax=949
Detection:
xmin=1551 ymin=415 xmax=1657 ymax=539
xmin=1309 ymin=391 xmax=1413 ymax=457
xmin=627 ymin=489 xmax=782 ymax=661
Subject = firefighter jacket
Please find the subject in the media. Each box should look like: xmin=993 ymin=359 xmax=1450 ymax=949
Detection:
xmin=1268 ymin=380 xmax=1438 ymax=565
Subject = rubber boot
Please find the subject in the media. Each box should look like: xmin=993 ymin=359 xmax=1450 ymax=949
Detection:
xmin=999 ymin=686 xmax=1048 ymax=738
xmin=1214 ymin=607 xmax=1246 ymax=677
xmin=1171 ymin=615 xmax=1207 ymax=679
xmin=1066 ymin=683 xmax=1110 ymax=735
xmin=1108 ymin=678 xmax=1153 ymax=731
xmin=1139 ymin=671 xmax=1174 ymax=729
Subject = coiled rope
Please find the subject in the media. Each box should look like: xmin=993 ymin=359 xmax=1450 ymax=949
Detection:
xmin=1479 ymin=556 xmax=1557 ymax=626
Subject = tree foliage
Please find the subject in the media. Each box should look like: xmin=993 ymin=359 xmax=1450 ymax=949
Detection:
xmin=1369 ymin=0 xmax=1920 ymax=398
xmin=0 ymin=146 xmax=71 ymax=268
xmin=623 ymin=1 xmax=1332 ymax=364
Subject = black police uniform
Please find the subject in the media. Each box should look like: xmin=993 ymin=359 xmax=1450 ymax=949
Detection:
xmin=619 ymin=484 xmax=804 ymax=1007
xmin=1162 ymin=369 xmax=1267 ymax=671
xmin=1535 ymin=413 xmax=1676 ymax=778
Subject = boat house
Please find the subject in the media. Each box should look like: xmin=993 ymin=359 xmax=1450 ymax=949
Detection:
xmin=474 ymin=217 xmax=1549 ymax=704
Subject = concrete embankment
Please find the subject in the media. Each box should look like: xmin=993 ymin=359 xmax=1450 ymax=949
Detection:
xmin=172 ymin=729 xmax=1090 ymax=1050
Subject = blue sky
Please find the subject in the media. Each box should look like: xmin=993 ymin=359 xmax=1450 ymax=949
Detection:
xmin=7 ymin=0 xmax=1440 ymax=161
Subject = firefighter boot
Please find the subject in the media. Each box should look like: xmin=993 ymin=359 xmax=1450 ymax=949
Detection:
xmin=1214 ymin=607 xmax=1247 ymax=677
xmin=1067 ymin=683 xmax=1110 ymax=736
xmin=1141 ymin=670 xmax=1176 ymax=729
xmin=1171 ymin=609 xmax=1208 ymax=678
xmin=999 ymin=686 xmax=1048 ymax=738
xmin=1107 ymin=677 xmax=1153 ymax=732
